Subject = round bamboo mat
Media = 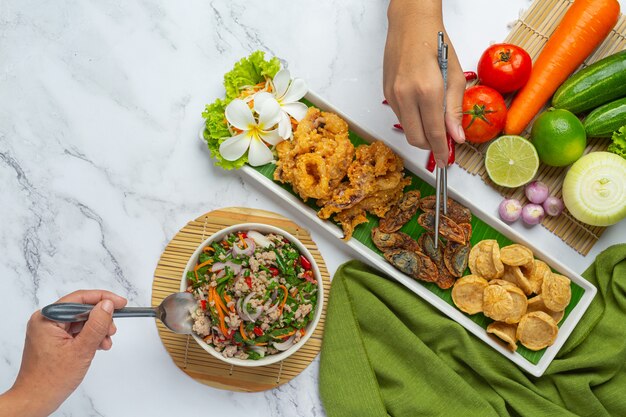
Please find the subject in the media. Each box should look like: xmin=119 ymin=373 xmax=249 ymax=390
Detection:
xmin=151 ymin=207 xmax=330 ymax=392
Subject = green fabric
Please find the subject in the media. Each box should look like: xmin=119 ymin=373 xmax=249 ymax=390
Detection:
xmin=319 ymin=244 xmax=626 ymax=417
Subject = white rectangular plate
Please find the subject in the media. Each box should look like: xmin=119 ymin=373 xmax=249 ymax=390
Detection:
xmin=230 ymin=91 xmax=596 ymax=377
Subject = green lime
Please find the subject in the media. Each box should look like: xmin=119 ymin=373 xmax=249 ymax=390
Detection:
xmin=530 ymin=108 xmax=586 ymax=167
xmin=485 ymin=135 xmax=540 ymax=188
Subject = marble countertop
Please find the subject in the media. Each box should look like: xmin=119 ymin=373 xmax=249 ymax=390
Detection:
xmin=2 ymin=1 xmax=625 ymax=416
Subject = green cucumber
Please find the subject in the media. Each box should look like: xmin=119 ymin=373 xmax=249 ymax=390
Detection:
xmin=552 ymin=50 xmax=626 ymax=114
xmin=583 ymin=97 xmax=626 ymax=138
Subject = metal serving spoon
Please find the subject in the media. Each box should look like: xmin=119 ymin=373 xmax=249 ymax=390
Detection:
xmin=41 ymin=292 xmax=197 ymax=334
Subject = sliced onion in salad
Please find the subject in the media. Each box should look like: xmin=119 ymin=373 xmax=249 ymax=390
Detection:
xmin=242 ymin=292 xmax=263 ymax=321
xmin=247 ymin=230 xmax=273 ymax=248
xmin=273 ymin=334 xmax=297 ymax=351
xmin=232 ymin=238 xmax=255 ymax=257
xmin=249 ymin=345 xmax=266 ymax=358
xmin=236 ymin=297 xmax=253 ymax=322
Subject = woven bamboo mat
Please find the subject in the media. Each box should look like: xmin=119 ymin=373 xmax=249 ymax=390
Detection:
xmin=455 ymin=0 xmax=626 ymax=255
xmin=151 ymin=207 xmax=330 ymax=392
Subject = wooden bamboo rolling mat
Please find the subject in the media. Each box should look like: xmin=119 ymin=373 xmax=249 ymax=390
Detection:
xmin=151 ymin=207 xmax=330 ymax=392
xmin=455 ymin=0 xmax=626 ymax=255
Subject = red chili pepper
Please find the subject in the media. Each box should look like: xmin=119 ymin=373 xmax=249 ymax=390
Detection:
xmin=200 ymin=300 xmax=207 ymax=310
xmin=464 ymin=71 xmax=478 ymax=81
xmin=382 ymin=99 xmax=389 ymax=105
xmin=269 ymin=267 xmax=279 ymax=276
xmin=299 ymin=255 xmax=312 ymax=270
xmin=303 ymin=270 xmax=316 ymax=283
xmin=227 ymin=330 xmax=235 ymax=339
xmin=241 ymin=232 xmax=247 ymax=238
xmin=426 ymin=134 xmax=456 ymax=173
xmin=393 ymin=123 xmax=403 ymax=131
xmin=253 ymin=327 xmax=263 ymax=336
xmin=245 ymin=276 xmax=252 ymax=288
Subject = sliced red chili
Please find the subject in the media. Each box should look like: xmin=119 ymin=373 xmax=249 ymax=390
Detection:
xmin=245 ymin=276 xmax=252 ymax=288
xmin=269 ymin=267 xmax=279 ymax=276
xmin=463 ymin=71 xmax=478 ymax=81
xmin=241 ymin=232 xmax=247 ymax=238
xmin=299 ymin=255 xmax=312 ymax=270
xmin=200 ymin=300 xmax=207 ymax=310
xmin=393 ymin=123 xmax=403 ymax=131
xmin=253 ymin=327 xmax=263 ymax=336
xmin=426 ymin=134 xmax=456 ymax=172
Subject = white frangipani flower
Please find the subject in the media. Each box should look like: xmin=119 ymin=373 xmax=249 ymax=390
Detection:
xmin=219 ymin=98 xmax=282 ymax=166
xmin=254 ymin=69 xmax=308 ymax=139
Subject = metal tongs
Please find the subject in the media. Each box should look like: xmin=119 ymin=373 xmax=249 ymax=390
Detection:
xmin=434 ymin=32 xmax=448 ymax=250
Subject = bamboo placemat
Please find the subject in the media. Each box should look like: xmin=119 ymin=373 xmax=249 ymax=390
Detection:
xmin=455 ymin=0 xmax=626 ymax=255
xmin=151 ymin=207 xmax=330 ymax=392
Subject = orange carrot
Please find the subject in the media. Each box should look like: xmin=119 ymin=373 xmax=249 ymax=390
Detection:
xmin=504 ymin=0 xmax=620 ymax=135
xmin=194 ymin=259 xmax=213 ymax=271
xmin=212 ymin=287 xmax=228 ymax=314
xmin=202 ymin=246 xmax=215 ymax=253
xmin=239 ymin=322 xmax=248 ymax=341
xmin=277 ymin=285 xmax=289 ymax=314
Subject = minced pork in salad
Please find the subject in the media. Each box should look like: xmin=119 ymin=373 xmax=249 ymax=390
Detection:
xmin=186 ymin=230 xmax=318 ymax=360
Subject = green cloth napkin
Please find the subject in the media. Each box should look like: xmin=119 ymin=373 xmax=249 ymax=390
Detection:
xmin=319 ymin=244 xmax=626 ymax=417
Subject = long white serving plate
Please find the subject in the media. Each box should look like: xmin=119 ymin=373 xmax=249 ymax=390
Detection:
xmin=202 ymin=90 xmax=596 ymax=377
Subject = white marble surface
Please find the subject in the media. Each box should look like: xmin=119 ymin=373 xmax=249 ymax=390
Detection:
xmin=1 ymin=0 xmax=625 ymax=416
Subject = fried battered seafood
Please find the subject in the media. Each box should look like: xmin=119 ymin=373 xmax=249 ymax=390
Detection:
xmin=318 ymin=141 xmax=410 ymax=240
xmin=379 ymin=190 xmax=421 ymax=233
xmin=274 ymin=107 xmax=355 ymax=201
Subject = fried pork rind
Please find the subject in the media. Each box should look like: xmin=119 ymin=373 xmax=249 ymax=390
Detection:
xmin=487 ymin=321 xmax=518 ymax=351
xmin=527 ymin=295 xmax=564 ymax=324
xmin=500 ymin=244 xmax=534 ymax=267
xmin=517 ymin=311 xmax=558 ymax=351
xmin=502 ymin=265 xmax=533 ymax=295
xmin=541 ymin=273 xmax=572 ymax=312
xmin=483 ymin=282 xmax=527 ymax=323
xmin=529 ymin=260 xmax=551 ymax=295
xmin=275 ymin=107 xmax=355 ymax=202
xmin=469 ymin=240 xmax=504 ymax=280
xmin=452 ymin=275 xmax=488 ymax=314
xmin=318 ymin=141 xmax=410 ymax=240
xmin=379 ymin=190 xmax=421 ymax=233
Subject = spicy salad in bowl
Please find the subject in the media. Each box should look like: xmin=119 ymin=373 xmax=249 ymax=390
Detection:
xmin=180 ymin=223 xmax=323 ymax=366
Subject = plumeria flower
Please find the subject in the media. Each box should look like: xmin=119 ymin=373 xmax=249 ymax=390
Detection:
xmin=254 ymin=69 xmax=308 ymax=139
xmin=219 ymin=97 xmax=282 ymax=166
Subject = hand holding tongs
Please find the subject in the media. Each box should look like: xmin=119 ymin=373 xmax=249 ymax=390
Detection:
xmin=434 ymin=32 xmax=450 ymax=250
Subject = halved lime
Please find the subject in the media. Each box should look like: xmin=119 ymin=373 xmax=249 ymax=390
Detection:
xmin=485 ymin=135 xmax=539 ymax=188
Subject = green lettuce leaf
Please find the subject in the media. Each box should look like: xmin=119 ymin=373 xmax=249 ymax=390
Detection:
xmin=201 ymin=51 xmax=281 ymax=170
xmin=223 ymin=50 xmax=281 ymax=100
xmin=608 ymin=125 xmax=626 ymax=160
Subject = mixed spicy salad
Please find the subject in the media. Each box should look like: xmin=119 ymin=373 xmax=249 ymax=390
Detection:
xmin=186 ymin=230 xmax=318 ymax=360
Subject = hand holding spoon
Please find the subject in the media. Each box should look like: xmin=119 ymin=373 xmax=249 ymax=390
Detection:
xmin=42 ymin=292 xmax=197 ymax=334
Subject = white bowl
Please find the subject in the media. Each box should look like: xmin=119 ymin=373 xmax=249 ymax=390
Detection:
xmin=180 ymin=222 xmax=324 ymax=367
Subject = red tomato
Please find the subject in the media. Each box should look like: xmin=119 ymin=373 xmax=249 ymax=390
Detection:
xmin=477 ymin=43 xmax=532 ymax=93
xmin=462 ymin=86 xmax=507 ymax=144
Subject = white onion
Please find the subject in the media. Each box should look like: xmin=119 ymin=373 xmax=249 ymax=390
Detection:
xmin=247 ymin=230 xmax=273 ymax=248
xmin=563 ymin=152 xmax=626 ymax=226
xmin=242 ymin=292 xmax=263 ymax=322
xmin=211 ymin=262 xmax=225 ymax=272
xmin=272 ymin=334 xmax=296 ymax=351
xmin=224 ymin=261 xmax=242 ymax=275
xmin=236 ymin=298 xmax=252 ymax=322
xmin=250 ymin=346 xmax=266 ymax=358
xmin=216 ymin=270 xmax=226 ymax=279
xmin=232 ymin=238 xmax=255 ymax=258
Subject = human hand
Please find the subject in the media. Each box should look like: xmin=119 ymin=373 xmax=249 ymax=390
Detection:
xmin=383 ymin=0 xmax=466 ymax=167
xmin=1 ymin=290 xmax=127 ymax=417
